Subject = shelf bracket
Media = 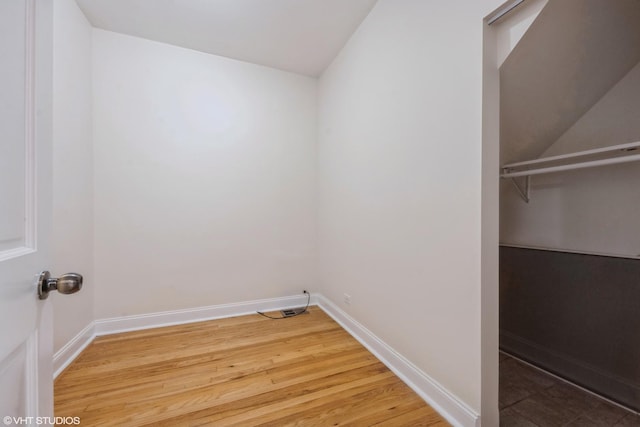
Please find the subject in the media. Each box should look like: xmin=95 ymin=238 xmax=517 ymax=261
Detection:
xmin=509 ymin=175 xmax=530 ymax=203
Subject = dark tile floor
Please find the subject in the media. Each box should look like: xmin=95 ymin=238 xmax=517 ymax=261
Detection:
xmin=500 ymin=353 xmax=640 ymax=426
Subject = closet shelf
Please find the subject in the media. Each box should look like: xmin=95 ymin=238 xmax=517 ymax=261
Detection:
xmin=501 ymin=140 xmax=640 ymax=178
xmin=501 ymin=140 xmax=640 ymax=202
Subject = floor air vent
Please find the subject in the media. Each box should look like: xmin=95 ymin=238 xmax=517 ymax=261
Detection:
xmin=280 ymin=308 xmax=307 ymax=317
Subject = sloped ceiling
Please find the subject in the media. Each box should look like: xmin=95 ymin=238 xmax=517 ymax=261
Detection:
xmin=500 ymin=0 xmax=640 ymax=164
xmin=75 ymin=0 xmax=377 ymax=77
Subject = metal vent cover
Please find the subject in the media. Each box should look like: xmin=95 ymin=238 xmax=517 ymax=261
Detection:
xmin=280 ymin=307 xmax=307 ymax=317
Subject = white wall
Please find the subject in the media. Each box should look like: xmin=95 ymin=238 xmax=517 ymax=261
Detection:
xmin=501 ymin=60 xmax=640 ymax=258
xmin=480 ymin=5 xmax=547 ymax=423
xmin=92 ymin=30 xmax=317 ymax=319
xmin=494 ymin=0 xmax=547 ymax=67
xmin=544 ymin=62 xmax=640 ymax=156
xmin=52 ymin=0 xmax=94 ymax=353
xmin=482 ymin=19 xmax=501 ymax=427
xmin=51 ymin=2 xmax=511 ymax=423
xmin=317 ymin=0 xmax=503 ymax=418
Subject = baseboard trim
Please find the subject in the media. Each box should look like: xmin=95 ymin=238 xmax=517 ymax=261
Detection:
xmin=53 ymin=322 xmax=95 ymax=379
xmin=315 ymin=295 xmax=479 ymax=427
xmin=93 ymin=294 xmax=315 ymax=336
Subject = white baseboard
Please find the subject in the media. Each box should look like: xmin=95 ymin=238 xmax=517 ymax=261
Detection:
xmin=53 ymin=322 xmax=95 ymax=379
xmin=54 ymin=293 xmax=479 ymax=426
xmin=315 ymin=294 xmax=480 ymax=427
xmin=93 ymin=294 xmax=314 ymax=336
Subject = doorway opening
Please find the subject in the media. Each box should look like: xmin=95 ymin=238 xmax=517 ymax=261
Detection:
xmin=484 ymin=0 xmax=640 ymax=424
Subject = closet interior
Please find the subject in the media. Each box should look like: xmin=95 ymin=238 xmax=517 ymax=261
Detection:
xmin=498 ymin=0 xmax=640 ymax=423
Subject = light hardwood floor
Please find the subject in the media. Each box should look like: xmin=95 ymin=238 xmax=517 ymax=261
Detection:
xmin=55 ymin=306 xmax=449 ymax=426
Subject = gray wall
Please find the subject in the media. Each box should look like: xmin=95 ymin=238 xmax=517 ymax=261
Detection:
xmin=500 ymin=246 xmax=640 ymax=411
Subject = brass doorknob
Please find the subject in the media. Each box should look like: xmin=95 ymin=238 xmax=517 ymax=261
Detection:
xmin=38 ymin=271 xmax=83 ymax=300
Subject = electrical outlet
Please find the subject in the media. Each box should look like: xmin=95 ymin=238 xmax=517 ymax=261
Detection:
xmin=343 ymin=293 xmax=351 ymax=305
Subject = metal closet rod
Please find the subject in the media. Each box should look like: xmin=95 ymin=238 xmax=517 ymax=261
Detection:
xmin=501 ymin=140 xmax=640 ymax=178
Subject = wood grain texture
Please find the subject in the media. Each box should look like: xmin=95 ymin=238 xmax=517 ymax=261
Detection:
xmin=55 ymin=307 xmax=449 ymax=426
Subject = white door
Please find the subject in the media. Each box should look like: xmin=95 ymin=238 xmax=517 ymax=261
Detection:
xmin=0 ymin=0 xmax=55 ymax=422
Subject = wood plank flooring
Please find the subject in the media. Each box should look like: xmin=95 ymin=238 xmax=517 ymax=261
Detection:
xmin=55 ymin=306 xmax=449 ymax=426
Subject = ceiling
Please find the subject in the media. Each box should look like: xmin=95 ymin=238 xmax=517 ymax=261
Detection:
xmin=500 ymin=0 xmax=640 ymax=164
xmin=75 ymin=0 xmax=377 ymax=77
